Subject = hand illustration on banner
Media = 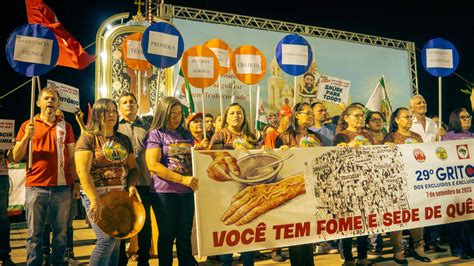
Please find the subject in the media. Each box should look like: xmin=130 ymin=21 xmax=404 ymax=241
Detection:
xmin=202 ymin=151 xmax=307 ymax=226
xmin=206 ymin=151 xmax=240 ymax=182
xmin=221 ymin=173 xmax=306 ymax=226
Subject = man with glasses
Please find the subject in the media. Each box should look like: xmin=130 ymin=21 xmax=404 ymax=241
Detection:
xmin=409 ymin=94 xmax=447 ymax=254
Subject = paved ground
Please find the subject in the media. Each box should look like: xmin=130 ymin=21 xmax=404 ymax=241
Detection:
xmin=9 ymin=220 xmax=474 ymax=265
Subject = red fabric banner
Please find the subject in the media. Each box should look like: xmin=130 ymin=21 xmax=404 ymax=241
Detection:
xmin=25 ymin=0 xmax=95 ymax=69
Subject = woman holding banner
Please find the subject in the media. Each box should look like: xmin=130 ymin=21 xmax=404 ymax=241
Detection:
xmin=442 ymin=107 xmax=473 ymax=260
xmin=209 ymin=102 xmax=258 ymax=266
xmin=383 ymin=107 xmax=431 ymax=264
xmin=145 ymin=97 xmax=198 ymax=266
xmin=275 ymin=102 xmax=322 ymax=266
xmin=333 ymin=104 xmax=374 ymax=266
xmin=75 ymin=98 xmax=140 ymax=266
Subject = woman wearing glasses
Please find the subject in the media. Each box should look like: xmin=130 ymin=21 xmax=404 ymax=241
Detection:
xmin=275 ymin=102 xmax=322 ymax=266
xmin=383 ymin=107 xmax=430 ymax=264
xmin=333 ymin=104 xmax=373 ymax=266
xmin=145 ymin=97 xmax=198 ymax=266
xmin=442 ymin=107 xmax=473 ymax=260
xmin=365 ymin=111 xmax=386 ymax=145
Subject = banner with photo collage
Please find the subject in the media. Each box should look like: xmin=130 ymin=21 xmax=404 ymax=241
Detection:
xmin=192 ymin=139 xmax=474 ymax=256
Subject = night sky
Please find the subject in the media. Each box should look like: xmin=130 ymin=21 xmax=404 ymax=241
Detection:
xmin=1 ymin=0 xmax=473 ymax=135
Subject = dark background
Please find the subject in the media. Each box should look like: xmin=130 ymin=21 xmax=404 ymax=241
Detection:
xmin=1 ymin=0 xmax=473 ymax=135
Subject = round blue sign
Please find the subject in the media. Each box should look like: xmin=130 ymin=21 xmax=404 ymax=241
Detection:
xmin=141 ymin=22 xmax=184 ymax=68
xmin=275 ymin=34 xmax=313 ymax=76
xmin=5 ymin=24 xmax=59 ymax=77
xmin=421 ymin=38 xmax=459 ymax=77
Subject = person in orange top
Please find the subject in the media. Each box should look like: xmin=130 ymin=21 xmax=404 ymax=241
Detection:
xmin=12 ymin=87 xmax=77 ymax=265
xmin=186 ymin=112 xmax=210 ymax=150
xmin=263 ymin=105 xmax=291 ymax=150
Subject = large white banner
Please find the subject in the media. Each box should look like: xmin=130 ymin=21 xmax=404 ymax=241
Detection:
xmin=193 ymin=139 xmax=474 ymax=256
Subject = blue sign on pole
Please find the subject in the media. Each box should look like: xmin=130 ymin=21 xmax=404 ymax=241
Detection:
xmin=5 ymin=24 xmax=59 ymax=77
xmin=275 ymin=34 xmax=312 ymax=76
xmin=141 ymin=22 xmax=184 ymax=68
xmin=421 ymin=38 xmax=459 ymax=77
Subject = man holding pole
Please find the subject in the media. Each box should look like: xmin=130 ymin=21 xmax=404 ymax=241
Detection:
xmin=12 ymin=87 xmax=77 ymax=265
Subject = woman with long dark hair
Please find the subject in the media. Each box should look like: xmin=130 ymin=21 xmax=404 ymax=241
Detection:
xmin=384 ymin=107 xmax=431 ymax=264
xmin=275 ymin=102 xmax=322 ymax=266
xmin=145 ymin=97 xmax=198 ymax=266
xmin=442 ymin=107 xmax=473 ymax=259
xmin=75 ymin=98 xmax=139 ymax=265
xmin=209 ymin=102 xmax=257 ymax=266
xmin=365 ymin=111 xmax=386 ymax=145
xmin=210 ymin=103 xmax=258 ymax=151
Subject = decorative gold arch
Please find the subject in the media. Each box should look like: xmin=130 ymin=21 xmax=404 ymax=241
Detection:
xmin=95 ymin=12 xmax=173 ymax=115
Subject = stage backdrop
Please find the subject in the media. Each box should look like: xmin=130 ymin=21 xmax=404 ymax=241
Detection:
xmin=172 ymin=11 xmax=415 ymax=120
xmin=193 ymin=139 xmax=474 ymax=256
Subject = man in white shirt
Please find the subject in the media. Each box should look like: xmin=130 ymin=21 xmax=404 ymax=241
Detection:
xmin=409 ymin=95 xmax=445 ymax=142
xmin=409 ymin=94 xmax=447 ymax=254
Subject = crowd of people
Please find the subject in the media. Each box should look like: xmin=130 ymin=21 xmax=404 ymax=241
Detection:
xmin=0 ymin=85 xmax=473 ymax=266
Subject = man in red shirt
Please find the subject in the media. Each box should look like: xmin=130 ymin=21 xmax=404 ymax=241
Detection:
xmin=12 ymin=87 xmax=77 ymax=266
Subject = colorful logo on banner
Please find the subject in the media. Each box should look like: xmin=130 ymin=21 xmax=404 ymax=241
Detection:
xmin=204 ymin=39 xmax=233 ymax=75
xmin=421 ymin=38 xmax=459 ymax=77
xmin=181 ymin=45 xmax=219 ymax=88
xmin=5 ymin=24 xmax=59 ymax=77
xmin=466 ymin=165 xmax=474 ymax=177
xmin=275 ymin=34 xmax=312 ymax=76
xmin=141 ymin=22 xmax=184 ymax=68
xmin=122 ymin=32 xmax=151 ymax=71
xmin=413 ymin=149 xmax=426 ymax=163
xmin=231 ymin=45 xmax=267 ymax=85
xmin=435 ymin=147 xmax=448 ymax=161
xmin=456 ymin=144 xmax=470 ymax=160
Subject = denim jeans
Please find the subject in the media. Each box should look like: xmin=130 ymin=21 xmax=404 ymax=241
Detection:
xmin=25 ymin=186 xmax=71 ymax=266
xmin=150 ymin=192 xmax=196 ymax=266
xmin=42 ymin=187 xmax=75 ymax=256
xmin=0 ymin=177 xmax=11 ymax=259
xmin=81 ymin=194 xmax=121 ymax=266
xmin=449 ymin=221 xmax=473 ymax=256
xmin=424 ymin=225 xmax=442 ymax=245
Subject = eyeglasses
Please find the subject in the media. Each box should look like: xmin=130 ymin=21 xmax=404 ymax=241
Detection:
xmin=348 ymin=113 xmax=365 ymax=119
xmin=298 ymin=111 xmax=314 ymax=116
xmin=369 ymin=118 xmax=383 ymax=122
xmin=460 ymin=115 xmax=472 ymax=121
